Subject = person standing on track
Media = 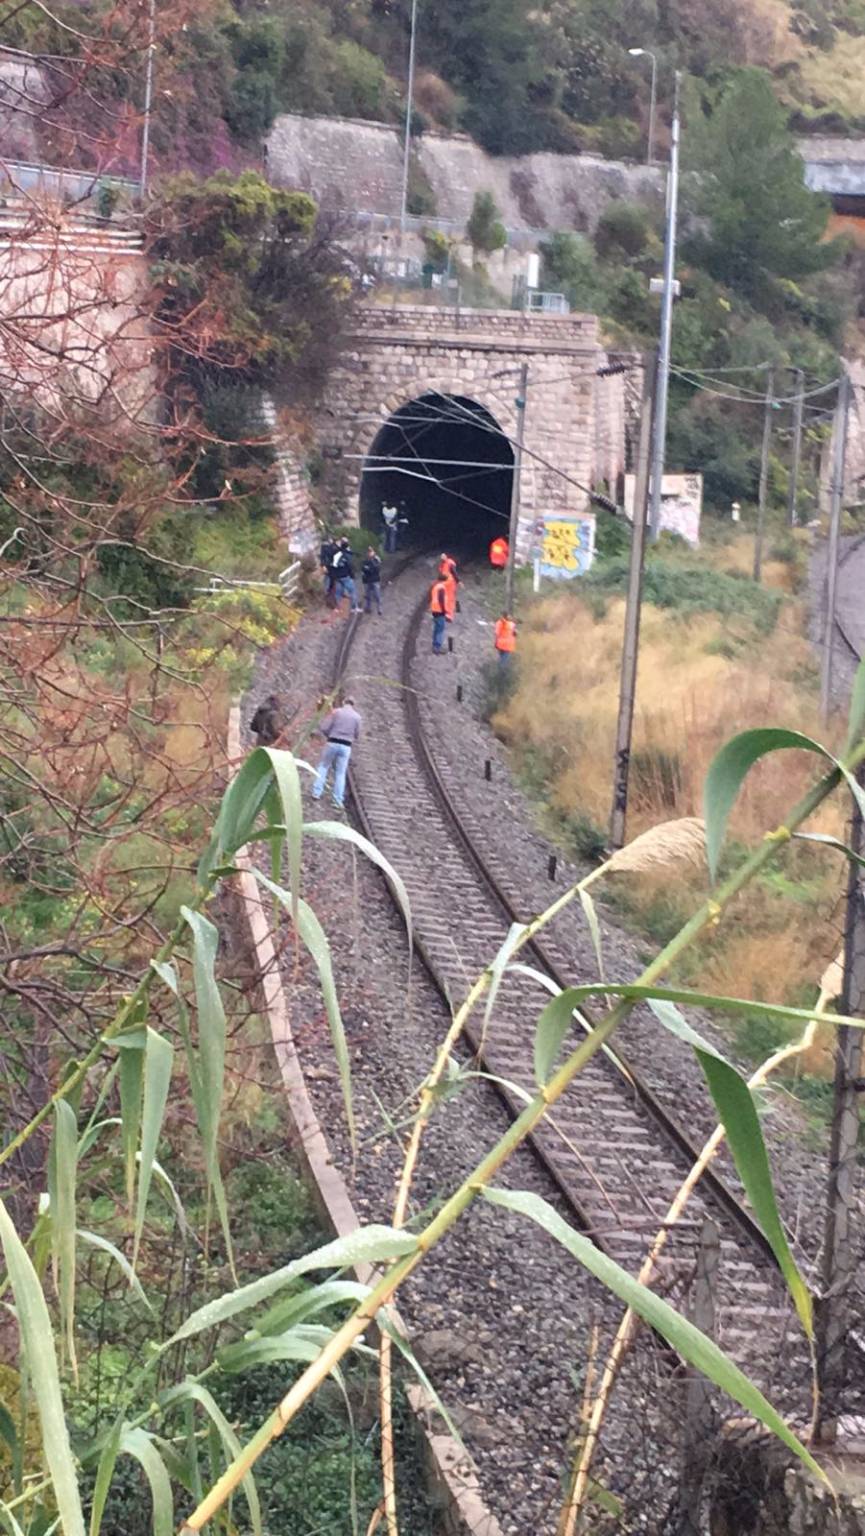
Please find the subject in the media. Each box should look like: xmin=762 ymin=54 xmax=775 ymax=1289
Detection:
xmin=319 ymin=531 xmax=337 ymax=607
xmin=489 ymin=535 xmax=509 ymax=570
xmin=438 ymin=552 xmax=459 ymax=621
xmin=429 ymin=573 xmax=451 ymax=655
xmin=381 ymin=502 xmax=399 ymax=553
xmin=362 ymin=546 xmax=383 ymax=615
xmin=494 ymin=611 xmax=517 ymax=668
xmin=332 ymin=538 xmax=361 ymax=615
xmin=311 ymin=694 xmax=362 ymax=809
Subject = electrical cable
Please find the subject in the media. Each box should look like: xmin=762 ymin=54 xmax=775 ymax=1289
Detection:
xmin=670 ymin=367 xmax=842 ymax=405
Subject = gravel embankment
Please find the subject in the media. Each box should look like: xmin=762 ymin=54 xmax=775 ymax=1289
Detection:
xmin=241 ymin=552 xmax=859 ymax=1529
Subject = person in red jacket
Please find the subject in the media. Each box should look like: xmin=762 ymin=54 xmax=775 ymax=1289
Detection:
xmin=494 ymin=612 xmax=517 ymax=668
xmin=429 ymin=576 xmax=450 ymax=654
xmin=489 ymin=535 xmax=509 ymax=569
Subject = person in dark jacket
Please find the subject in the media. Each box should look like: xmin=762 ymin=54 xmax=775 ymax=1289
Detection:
xmin=331 ymin=538 xmax=360 ymax=614
xmin=250 ymin=694 xmax=283 ymax=747
xmin=361 ymin=547 xmax=383 ymax=614
xmin=319 ymin=533 xmax=338 ymax=607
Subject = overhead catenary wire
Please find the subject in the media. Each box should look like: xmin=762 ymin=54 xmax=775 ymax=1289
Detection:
xmin=669 ymin=367 xmax=842 ymax=406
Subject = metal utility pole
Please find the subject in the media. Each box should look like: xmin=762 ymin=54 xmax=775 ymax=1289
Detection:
xmin=139 ymin=0 xmax=156 ymax=200
xmin=628 ymin=48 xmax=657 ymax=165
xmin=753 ymin=368 xmax=775 ymax=584
xmin=815 ymin=761 xmax=865 ymax=1442
xmin=819 ymin=370 xmax=851 ymax=721
xmin=648 ymin=71 xmax=681 ymax=543
xmin=788 ymin=367 xmax=805 ymax=527
xmin=399 ymin=0 xmax=419 ymax=236
xmin=505 ymin=362 xmax=529 ymax=613
xmin=610 ymin=354 xmax=656 ymax=850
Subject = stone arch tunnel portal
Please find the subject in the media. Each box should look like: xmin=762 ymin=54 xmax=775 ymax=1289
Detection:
xmin=359 ymin=394 xmax=514 ymax=554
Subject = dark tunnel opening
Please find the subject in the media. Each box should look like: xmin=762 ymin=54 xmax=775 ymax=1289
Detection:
xmin=359 ymin=394 xmax=514 ymax=554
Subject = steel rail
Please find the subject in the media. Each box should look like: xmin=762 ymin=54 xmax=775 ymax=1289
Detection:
xmin=332 ymin=556 xmax=781 ymax=1282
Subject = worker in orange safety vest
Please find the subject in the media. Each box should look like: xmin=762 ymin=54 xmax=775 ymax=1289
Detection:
xmin=489 ymin=536 xmax=509 ymax=569
xmin=494 ymin=612 xmax=517 ymax=668
xmin=429 ymin=576 xmax=451 ymax=655
xmin=438 ymin=552 xmax=459 ymax=619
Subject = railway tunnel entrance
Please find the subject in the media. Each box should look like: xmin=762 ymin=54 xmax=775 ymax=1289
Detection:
xmin=358 ymin=394 xmax=514 ymax=553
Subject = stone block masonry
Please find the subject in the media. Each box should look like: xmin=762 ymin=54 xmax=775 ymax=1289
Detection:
xmin=266 ymin=113 xmax=664 ymax=236
xmin=317 ymin=304 xmax=640 ymax=560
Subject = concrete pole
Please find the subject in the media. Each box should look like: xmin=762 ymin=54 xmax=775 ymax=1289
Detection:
xmin=610 ymin=354 xmax=656 ymax=850
xmin=648 ymin=72 xmax=680 ymax=543
xmin=399 ymin=0 xmax=419 ymax=237
xmin=139 ymin=0 xmax=156 ymax=200
xmin=504 ymin=362 xmax=528 ymax=614
xmin=820 ymin=370 xmax=851 ymax=722
xmin=647 ymin=52 xmax=657 ymax=167
xmin=788 ymin=367 xmax=805 ymax=528
xmin=753 ymin=367 xmax=775 ymax=584
xmin=815 ymin=761 xmax=865 ymax=1442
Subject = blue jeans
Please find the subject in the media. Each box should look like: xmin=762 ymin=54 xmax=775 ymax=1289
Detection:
xmin=384 ymin=524 xmax=397 ymax=553
xmin=498 ymin=648 xmax=512 ymax=668
xmin=336 ymin=575 xmax=358 ymax=608
xmin=312 ymin=742 xmax=352 ymax=808
xmin=432 ymin=613 xmax=446 ymax=653
xmin=364 ymin=581 xmax=382 ymax=614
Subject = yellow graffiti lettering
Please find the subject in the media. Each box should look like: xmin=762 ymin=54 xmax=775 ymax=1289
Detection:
xmin=541 ymin=521 xmax=580 ymax=570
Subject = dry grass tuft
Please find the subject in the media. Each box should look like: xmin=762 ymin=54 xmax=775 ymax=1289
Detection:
xmin=497 ymin=568 xmax=849 ymax=1082
xmin=607 ymin=817 xmax=706 ymax=877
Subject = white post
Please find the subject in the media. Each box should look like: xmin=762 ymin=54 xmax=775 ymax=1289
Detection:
xmin=399 ymin=0 xmax=419 ymax=236
xmin=139 ymin=0 xmax=156 ymax=200
xmin=648 ymin=71 xmax=681 ymax=543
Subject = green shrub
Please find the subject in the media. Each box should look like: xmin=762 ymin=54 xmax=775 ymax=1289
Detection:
xmin=330 ymin=39 xmax=390 ymax=118
xmin=594 ymin=201 xmax=651 ymax=260
xmin=467 ymin=190 xmax=507 ymax=254
xmin=540 ymin=232 xmax=607 ymax=314
xmin=593 ymin=507 xmax=630 ymax=561
xmin=581 ymin=554 xmax=783 ymax=632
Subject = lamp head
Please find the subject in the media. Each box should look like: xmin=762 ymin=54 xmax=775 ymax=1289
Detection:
xmin=628 ymin=47 xmax=645 ymax=55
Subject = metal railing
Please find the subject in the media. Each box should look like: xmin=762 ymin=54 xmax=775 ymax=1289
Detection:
xmin=347 ymin=208 xmax=547 ymax=251
xmin=525 ymin=289 xmax=569 ymax=314
xmin=192 ymin=562 xmax=301 ymax=601
xmin=0 ymin=160 xmax=139 ymax=208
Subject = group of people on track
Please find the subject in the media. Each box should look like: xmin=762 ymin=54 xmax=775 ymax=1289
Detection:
xmin=276 ymin=518 xmax=518 ymax=808
xmin=319 ymin=534 xmax=384 ymax=616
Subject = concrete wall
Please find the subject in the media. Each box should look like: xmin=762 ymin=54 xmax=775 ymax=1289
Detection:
xmin=0 ymin=213 xmax=153 ymax=426
xmin=267 ymin=112 xmax=664 ymax=236
xmin=318 ymin=304 xmax=637 ymax=559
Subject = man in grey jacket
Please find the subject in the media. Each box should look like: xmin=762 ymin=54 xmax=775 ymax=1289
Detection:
xmin=311 ymin=695 xmax=362 ymax=809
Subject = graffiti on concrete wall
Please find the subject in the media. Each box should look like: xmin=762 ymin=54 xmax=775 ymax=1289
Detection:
xmin=624 ymin=472 xmax=703 ymax=546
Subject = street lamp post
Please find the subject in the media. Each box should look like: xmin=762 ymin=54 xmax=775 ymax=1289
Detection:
xmin=648 ymin=69 xmax=681 ymax=544
xmin=139 ymin=0 xmax=156 ymax=200
xmin=628 ymin=47 xmax=657 ymax=166
xmin=399 ymin=0 xmax=419 ymax=236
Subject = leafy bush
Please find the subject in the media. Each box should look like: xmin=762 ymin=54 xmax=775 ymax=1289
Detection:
xmin=540 ymin=232 xmax=607 ymax=314
xmin=467 ymin=190 xmax=507 ymax=254
xmin=330 ymin=39 xmax=390 ymax=118
xmin=594 ymin=201 xmax=652 ymax=260
xmin=581 ymin=555 xmax=783 ymax=632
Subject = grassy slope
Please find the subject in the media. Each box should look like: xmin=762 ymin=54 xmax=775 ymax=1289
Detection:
xmin=494 ymin=525 xmax=845 ymax=1101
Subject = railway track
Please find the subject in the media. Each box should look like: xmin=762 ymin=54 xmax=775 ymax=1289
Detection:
xmin=834 ymin=533 xmax=865 ymax=663
xmin=332 ymin=555 xmax=810 ymax=1397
